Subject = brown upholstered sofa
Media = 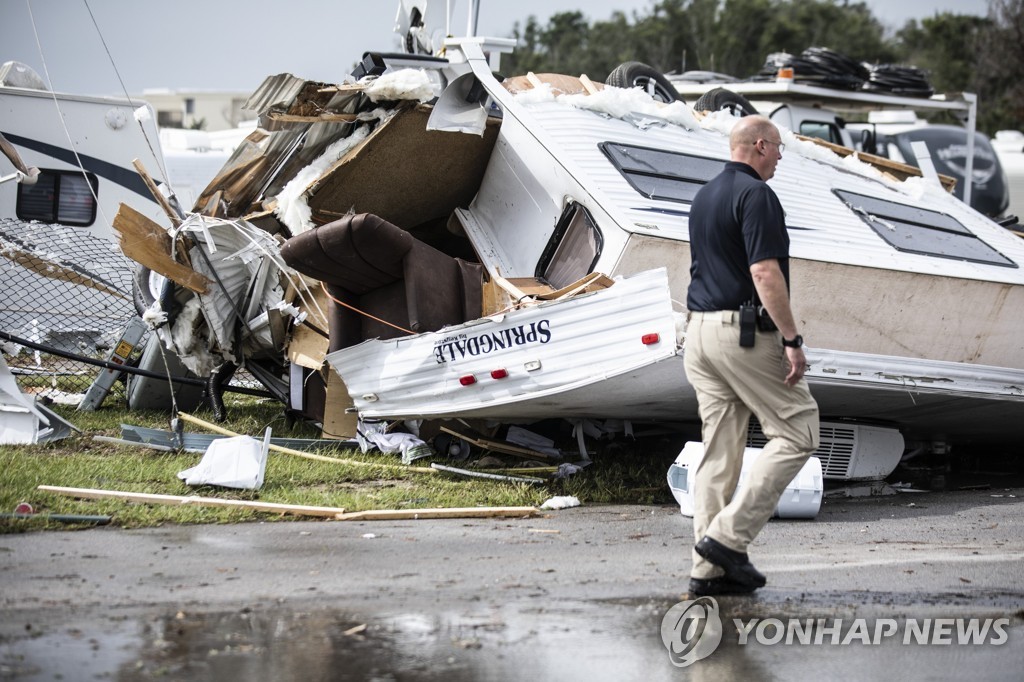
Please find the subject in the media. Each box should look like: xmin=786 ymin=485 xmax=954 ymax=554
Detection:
xmin=281 ymin=213 xmax=483 ymax=353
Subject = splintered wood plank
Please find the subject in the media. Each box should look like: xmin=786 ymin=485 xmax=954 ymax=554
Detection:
xmin=334 ymin=506 xmax=538 ymax=521
xmin=132 ymin=159 xmax=182 ymax=227
xmin=579 ymin=73 xmax=600 ymax=95
xmin=536 ymin=272 xmax=615 ymax=300
xmin=439 ymin=426 xmax=558 ymax=461
xmin=506 ymin=277 xmax=556 ymax=297
xmin=502 ymin=73 xmax=605 ymax=96
xmin=267 ymin=112 xmax=360 ymax=124
xmin=38 ymin=485 xmax=347 ymax=518
xmin=112 ymin=203 xmax=211 ymax=294
xmin=794 ymin=134 xmax=957 ymax=193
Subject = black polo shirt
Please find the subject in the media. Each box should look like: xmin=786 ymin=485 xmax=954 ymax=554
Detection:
xmin=686 ymin=161 xmax=790 ymax=312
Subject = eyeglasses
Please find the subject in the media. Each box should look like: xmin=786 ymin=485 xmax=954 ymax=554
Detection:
xmin=757 ymin=139 xmax=785 ymax=153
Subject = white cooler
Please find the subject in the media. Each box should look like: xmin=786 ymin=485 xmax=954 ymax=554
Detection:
xmin=667 ymin=441 xmax=823 ymax=519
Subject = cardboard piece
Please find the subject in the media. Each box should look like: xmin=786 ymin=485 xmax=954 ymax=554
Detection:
xmin=322 ymin=369 xmax=357 ymax=440
xmin=307 ymin=105 xmax=500 ymax=230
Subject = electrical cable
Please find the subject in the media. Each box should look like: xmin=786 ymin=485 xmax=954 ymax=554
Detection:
xmin=0 ymin=329 xmax=273 ymax=398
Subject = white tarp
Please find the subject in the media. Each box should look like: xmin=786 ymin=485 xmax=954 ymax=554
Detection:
xmin=178 ymin=428 xmax=271 ymax=490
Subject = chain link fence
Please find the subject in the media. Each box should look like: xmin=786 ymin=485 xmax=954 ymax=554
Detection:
xmin=0 ymin=217 xmax=142 ymax=406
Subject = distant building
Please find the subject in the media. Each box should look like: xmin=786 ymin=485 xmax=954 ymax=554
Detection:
xmin=140 ymin=88 xmax=252 ymax=131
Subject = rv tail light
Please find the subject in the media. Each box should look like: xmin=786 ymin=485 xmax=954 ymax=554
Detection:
xmin=459 ymin=375 xmax=477 ymax=386
xmin=490 ymin=368 xmax=509 ymax=379
xmin=524 ymin=360 xmax=542 ymax=372
xmin=641 ymin=333 xmax=660 ymax=345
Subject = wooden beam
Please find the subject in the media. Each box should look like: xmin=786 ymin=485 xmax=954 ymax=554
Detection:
xmin=439 ymin=426 xmax=558 ymax=461
xmin=39 ymin=485 xmax=347 ymax=518
xmin=538 ymin=272 xmax=614 ymax=301
xmin=579 ymin=73 xmax=600 ymax=96
xmin=334 ymin=506 xmax=537 ymax=521
xmin=132 ymin=159 xmax=182 ymax=227
xmin=794 ymin=134 xmax=957 ymax=193
xmin=0 ymin=132 xmax=32 ymax=175
xmin=40 ymin=485 xmax=538 ymax=522
xmin=267 ymin=112 xmax=360 ymax=124
xmin=112 ymin=203 xmax=211 ymax=295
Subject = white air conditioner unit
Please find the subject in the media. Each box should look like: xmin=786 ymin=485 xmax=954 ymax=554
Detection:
xmin=667 ymin=441 xmax=823 ymax=519
xmin=746 ymin=420 xmax=904 ymax=481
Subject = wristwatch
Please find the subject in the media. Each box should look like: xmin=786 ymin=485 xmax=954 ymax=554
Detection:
xmin=782 ymin=334 xmax=804 ymax=348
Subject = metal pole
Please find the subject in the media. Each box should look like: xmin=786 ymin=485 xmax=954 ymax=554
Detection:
xmin=963 ymin=92 xmax=977 ymax=208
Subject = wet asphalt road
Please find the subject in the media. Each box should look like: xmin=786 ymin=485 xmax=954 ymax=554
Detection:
xmin=1 ymin=488 xmax=1022 ymax=681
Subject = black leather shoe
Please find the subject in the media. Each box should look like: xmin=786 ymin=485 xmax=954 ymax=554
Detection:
xmin=688 ymin=576 xmax=758 ymax=597
xmin=695 ymin=536 xmax=767 ymax=588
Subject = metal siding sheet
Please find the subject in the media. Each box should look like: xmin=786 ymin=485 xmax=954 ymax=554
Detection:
xmin=328 ymin=269 xmax=679 ymax=418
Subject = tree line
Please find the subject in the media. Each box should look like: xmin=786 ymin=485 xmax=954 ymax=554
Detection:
xmin=502 ymin=0 xmax=1023 ymax=134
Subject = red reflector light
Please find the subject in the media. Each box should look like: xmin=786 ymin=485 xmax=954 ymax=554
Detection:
xmin=641 ymin=333 xmax=660 ymax=345
xmin=490 ymin=368 xmax=509 ymax=379
xmin=459 ymin=375 xmax=477 ymax=386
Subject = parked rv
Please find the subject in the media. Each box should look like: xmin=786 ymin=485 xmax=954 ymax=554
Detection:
xmin=0 ymin=61 xmax=168 ymax=355
xmin=670 ymin=75 xmax=1014 ymax=220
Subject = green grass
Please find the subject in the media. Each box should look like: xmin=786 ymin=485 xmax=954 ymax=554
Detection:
xmin=0 ymin=396 xmax=684 ymax=533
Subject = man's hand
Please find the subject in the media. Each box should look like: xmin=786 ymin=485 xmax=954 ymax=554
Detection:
xmin=784 ymin=346 xmax=807 ymax=386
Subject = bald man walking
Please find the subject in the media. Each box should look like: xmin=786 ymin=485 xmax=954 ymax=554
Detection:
xmin=684 ymin=115 xmax=820 ymax=596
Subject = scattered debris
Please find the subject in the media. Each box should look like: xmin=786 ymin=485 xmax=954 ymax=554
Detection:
xmin=357 ymin=418 xmax=434 ymax=464
xmin=0 ymin=353 xmax=78 ymax=444
xmin=177 ymin=411 xmax=436 ymax=473
xmin=554 ymin=462 xmax=585 ymax=479
xmin=118 ymin=422 xmax=353 ymax=453
xmin=540 ymin=495 xmax=581 ymax=510
xmin=440 ymin=426 xmax=560 ymax=461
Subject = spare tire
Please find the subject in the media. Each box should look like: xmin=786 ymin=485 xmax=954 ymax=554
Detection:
xmin=694 ymin=87 xmax=759 ymax=117
xmin=606 ymin=61 xmax=682 ymax=104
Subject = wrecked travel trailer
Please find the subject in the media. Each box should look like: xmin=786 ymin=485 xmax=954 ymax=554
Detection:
xmin=115 ymin=12 xmax=1024 ymax=470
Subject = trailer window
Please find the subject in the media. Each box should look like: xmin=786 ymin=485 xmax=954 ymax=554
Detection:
xmin=600 ymin=142 xmax=726 ymax=204
xmin=536 ymin=202 xmax=603 ymax=289
xmin=835 ymin=189 xmax=1016 ymax=268
xmin=800 ymin=121 xmax=843 ymax=146
xmin=16 ymin=169 xmax=98 ymax=226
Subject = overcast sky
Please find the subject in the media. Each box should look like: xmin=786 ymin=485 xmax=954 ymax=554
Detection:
xmin=0 ymin=0 xmax=991 ymax=96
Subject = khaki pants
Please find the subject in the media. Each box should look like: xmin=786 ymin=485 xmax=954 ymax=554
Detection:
xmin=683 ymin=310 xmax=820 ymax=579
